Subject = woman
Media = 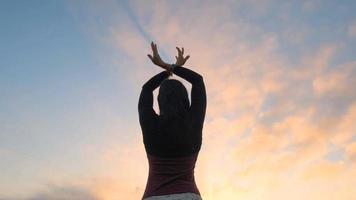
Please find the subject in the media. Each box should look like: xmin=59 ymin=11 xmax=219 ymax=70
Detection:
xmin=138 ymin=42 xmax=206 ymax=200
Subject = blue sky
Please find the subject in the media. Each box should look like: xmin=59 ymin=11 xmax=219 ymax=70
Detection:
xmin=0 ymin=1 xmax=132 ymax=196
xmin=1 ymin=0 xmax=355 ymax=199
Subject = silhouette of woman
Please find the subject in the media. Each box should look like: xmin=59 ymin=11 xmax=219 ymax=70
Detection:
xmin=138 ymin=42 xmax=206 ymax=200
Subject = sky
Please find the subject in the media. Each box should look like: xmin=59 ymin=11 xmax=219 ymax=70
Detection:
xmin=0 ymin=0 xmax=355 ymax=199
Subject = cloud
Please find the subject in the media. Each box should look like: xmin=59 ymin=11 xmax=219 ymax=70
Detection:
xmin=302 ymin=0 xmax=321 ymax=12
xmin=313 ymin=65 xmax=353 ymax=96
xmin=345 ymin=142 xmax=356 ymax=161
xmin=87 ymin=0 xmax=355 ymax=198
xmin=347 ymin=21 xmax=356 ymax=38
xmin=23 ymin=184 xmax=98 ymax=200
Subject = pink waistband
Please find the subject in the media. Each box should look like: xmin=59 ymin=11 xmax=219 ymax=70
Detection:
xmin=142 ymin=152 xmax=200 ymax=199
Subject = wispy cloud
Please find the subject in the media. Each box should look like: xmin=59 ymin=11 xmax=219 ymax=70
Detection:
xmin=348 ymin=20 xmax=356 ymax=38
xmin=104 ymin=1 xmax=356 ymax=199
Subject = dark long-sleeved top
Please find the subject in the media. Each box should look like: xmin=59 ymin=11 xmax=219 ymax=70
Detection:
xmin=138 ymin=65 xmax=207 ymax=199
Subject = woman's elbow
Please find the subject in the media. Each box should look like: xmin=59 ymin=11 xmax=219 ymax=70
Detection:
xmin=192 ymin=74 xmax=204 ymax=84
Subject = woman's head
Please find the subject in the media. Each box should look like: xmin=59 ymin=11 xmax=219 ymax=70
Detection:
xmin=158 ymin=79 xmax=190 ymax=120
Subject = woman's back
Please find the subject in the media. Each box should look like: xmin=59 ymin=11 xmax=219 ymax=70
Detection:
xmin=139 ymin=43 xmax=206 ymax=199
xmin=139 ymin=65 xmax=206 ymax=156
xmin=143 ymin=112 xmax=199 ymax=157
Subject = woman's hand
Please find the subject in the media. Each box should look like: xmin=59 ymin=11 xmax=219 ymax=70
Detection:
xmin=147 ymin=41 xmax=172 ymax=76
xmin=175 ymin=47 xmax=190 ymax=66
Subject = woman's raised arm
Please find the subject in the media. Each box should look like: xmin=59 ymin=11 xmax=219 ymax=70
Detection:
xmin=138 ymin=71 xmax=169 ymax=133
xmin=171 ymin=65 xmax=207 ymax=129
